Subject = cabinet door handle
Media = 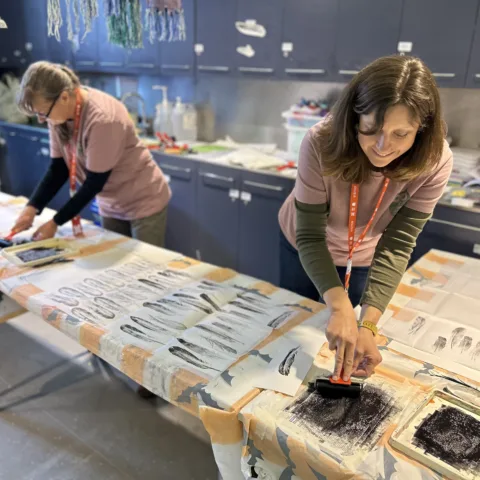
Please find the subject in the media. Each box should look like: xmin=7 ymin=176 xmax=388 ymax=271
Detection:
xmin=99 ymin=61 xmax=123 ymax=67
xmin=339 ymin=69 xmax=359 ymax=75
xmin=285 ymin=68 xmax=325 ymax=75
xmin=429 ymin=218 xmax=480 ymax=232
xmin=201 ymin=172 xmax=234 ymax=183
xmin=30 ymin=136 xmax=39 ymax=142
xmin=161 ymin=64 xmax=191 ymax=70
xmin=198 ymin=65 xmax=230 ymax=72
xmin=77 ymin=61 xmax=96 ymax=66
xmin=238 ymin=67 xmax=274 ymax=73
xmin=160 ymin=164 xmax=191 ymax=174
xmin=432 ymin=73 xmax=455 ymax=78
xmin=475 ymin=73 xmax=480 ymax=79
xmin=8 ymin=131 xmax=16 ymax=137
xmin=129 ymin=63 xmax=155 ymax=68
xmin=244 ymin=180 xmax=283 ymax=192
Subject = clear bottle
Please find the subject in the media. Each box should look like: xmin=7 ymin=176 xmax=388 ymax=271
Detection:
xmin=172 ymin=96 xmax=186 ymax=140
xmin=153 ymin=85 xmax=173 ymax=137
xmin=182 ymin=103 xmax=198 ymax=142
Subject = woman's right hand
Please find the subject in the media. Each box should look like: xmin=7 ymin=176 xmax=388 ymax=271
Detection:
xmin=324 ymin=287 xmax=358 ymax=382
xmin=12 ymin=206 xmax=37 ymax=234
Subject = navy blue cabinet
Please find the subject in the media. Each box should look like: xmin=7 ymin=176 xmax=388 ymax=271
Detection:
xmin=74 ymin=28 xmax=100 ymax=71
xmin=0 ymin=2 xmax=27 ymax=68
xmin=153 ymin=153 xmax=197 ymax=257
xmin=234 ymin=0 xmax=283 ymax=76
xmin=22 ymin=0 xmax=49 ymax=63
xmin=280 ymin=0 xmax=337 ymax=81
xmin=195 ymin=0 xmax=237 ymax=75
xmin=160 ymin=0 xmax=195 ymax=75
xmin=334 ymin=0 xmax=403 ymax=80
xmin=466 ymin=7 xmax=480 ymax=88
xmin=238 ymin=172 xmax=292 ymax=284
xmin=196 ymin=164 xmax=241 ymax=268
xmin=399 ymin=0 xmax=478 ymax=88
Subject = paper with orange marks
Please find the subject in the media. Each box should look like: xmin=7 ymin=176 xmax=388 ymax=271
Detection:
xmin=199 ymin=407 xmax=243 ymax=445
xmin=169 ymin=368 xmax=210 ymax=416
xmin=396 ymin=283 xmax=420 ymax=298
xmin=203 ymin=267 xmax=237 ymax=283
xmin=425 ymin=251 xmax=463 ymax=267
xmin=167 ymin=257 xmax=201 ymax=269
xmin=79 ymin=324 xmax=106 ymax=355
xmin=121 ymin=345 xmax=153 ymax=384
xmin=75 ymin=237 xmax=129 ymax=257
xmin=393 ymin=308 xmax=418 ymax=322
xmin=0 ymin=264 xmax=26 ymax=280
xmin=249 ymin=281 xmax=279 ymax=296
xmin=10 ymin=284 xmax=43 ymax=307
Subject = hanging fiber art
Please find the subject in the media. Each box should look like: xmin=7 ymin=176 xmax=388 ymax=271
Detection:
xmin=145 ymin=0 xmax=186 ymax=44
xmin=48 ymin=0 xmax=99 ymax=45
xmin=104 ymin=0 xmax=143 ymax=49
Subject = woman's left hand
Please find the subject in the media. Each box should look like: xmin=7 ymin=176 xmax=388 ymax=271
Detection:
xmin=352 ymin=327 xmax=383 ymax=377
xmin=33 ymin=220 xmax=58 ymax=241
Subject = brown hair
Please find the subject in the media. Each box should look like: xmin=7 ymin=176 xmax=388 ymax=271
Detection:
xmin=317 ymin=55 xmax=445 ymax=183
xmin=16 ymin=61 xmax=80 ymax=143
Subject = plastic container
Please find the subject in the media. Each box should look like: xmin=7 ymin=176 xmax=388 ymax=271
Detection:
xmin=172 ymin=96 xmax=186 ymax=140
xmin=284 ymin=124 xmax=309 ymax=160
xmin=172 ymin=97 xmax=198 ymax=142
xmin=90 ymin=198 xmax=101 ymax=226
xmin=153 ymin=85 xmax=173 ymax=137
xmin=281 ymin=109 xmax=323 ymax=129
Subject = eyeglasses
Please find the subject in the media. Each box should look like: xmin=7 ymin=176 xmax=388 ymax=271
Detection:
xmin=36 ymin=93 xmax=61 ymax=120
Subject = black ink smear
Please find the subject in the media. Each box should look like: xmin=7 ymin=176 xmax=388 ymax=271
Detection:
xmin=413 ymin=405 xmax=480 ymax=475
xmin=202 ymin=336 xmax=237 ymax=355
xmin=90 ymin=305 xmax=114 ymax=320
xmin=459 ymin=336 xmax=472 ymax=353
xmin=71 ymin=307 xmax=100 ymax=324
xmin=211 ymin=321 xmax=237 ymax=334
xmin=98 ymin=273 xmax=125 ymax=288
xmin=409 ymin=316 xmax=426 ymax=335
xmin=144 ymin=313 xmax=186 ymax=331
xmin=120 ymin=324 xmax=164 ymax=345
xmin=451 ymin=328 xmax=466 ymax=349
xmin=49 ymin=294 xmax=79 ymax=307
xmin=278 ymin=347 xmax=300 ymax=376
xmin=143 ymin=301 xmax=176 ymax=316
xmin=138 ymin=278 xmax=168 ymax=291
xmin=472 ymin=342 xmax=480 ymax=362
xmin=268 ymin=311 xmax=292 ymax=329
xmin=286 ymin=384 xmax=400 ymax=454
xmin=220 ymin=309 xmax=253 ymax=321
xmin=195 ymin=324 xmax=242 ymax=345
xmin=93 ymin=297 xmax=123 ymax=313
xmin=178 ymin=338 xmax=228 ymax=361
xmin=59 ymin=287 xmax=85 ymax=299
xmin=16 ymin=246 xmax=64 ymax=263
xmin=172 ymin=293 xmax=213 ymax=314
xmin=200 ymin=293 xmax=221 ymax=311
xmin=75 ymin=283 xmax=103 ymax=297
xmin=130 ymin=316 xmax=171 ymax=334
xmin=229 ymin=300 xmax=266 ymax=315
xmin=168 ymin=346 xmax=220 ymax=371
xmin=433 ymin=336 xmax=446 ymax=352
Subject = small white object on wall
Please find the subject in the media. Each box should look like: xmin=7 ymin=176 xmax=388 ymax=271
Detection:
xmin=235 ymin=19 xmax=266 ymax=38
xmin=0 ymin=17 xmax=7 ymax=29
xmin=236 ymin=44 xmax=255 ymax=58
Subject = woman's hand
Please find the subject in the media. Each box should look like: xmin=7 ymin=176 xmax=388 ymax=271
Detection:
xmin=12 ymin=206 xmax=37 ymax=234
xmin=324 ymin=287 xmax=358 ymax=382
xmin=352 ymin=328 xmax=383 ymax=377
xmin=353 ymin=304 xmax=383 ymax=377
xmin=33 ymin=220 xmax=58 ymax=241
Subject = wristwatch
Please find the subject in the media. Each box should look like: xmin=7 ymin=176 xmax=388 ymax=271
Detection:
xmin=357 ymin=320 xmax=378 ymax=336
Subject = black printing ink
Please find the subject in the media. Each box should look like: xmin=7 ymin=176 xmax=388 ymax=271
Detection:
xmin=71 ymin=307 xmax=100 ymax=324
xmin=105 ymin=269 xmax=130 ymax=280
xmin=98 ymin=274 xmax=125 ymax=288
xmin=451 ymin=328 xmax=466 ymax=349
xmin=211 ymin=321 xmax=237 ymax=334
xmin=90 ymin=305 xmax=114 ymax=320
xmin=409 ymin=316 xmax=426 ymax=335
xmin=16 ymin=247 xmax=64 ymax=263
xmin=144 ymin=301 xmax=176 ymax=316
xmin=200 ymin=293 xmax=221 ymax=311
xmin=93 ymin=297 xmax=123 ymax=313
xmin=201 ymin=336 xmax=238 ymax=355
xmin=195 ymin=324 xmax=242 ymax=344
xmin=130 ymin=316 xmax=172 ymax=334
xmin=459 ymin=336 xmax=472 ymax=353
xmin=433 ymin=336 xmax=447 ymax=352
xmin=168 ymin=346 xmax=220 ymax=371
xmin=268 ymin=312 xmax=292 ymax=329
xmin=59 ymin=287 xmax=85 ymax=299
xmin=224 ymin=308 xmax=254 ymax=320
xmin=472 ymin=342 xmax=480 ymax=362
xmin=138 ymin=278 xmax=168 ymax=291
xmin=75 ymin=283 xmax=103 ymax=297
xmin=178 ymin=338 xmax=227 ymax=360
xmin=49 ymin=294 xmax=79 ymax=307
xmin=286 ymin=384 xmax=400 ymax=454
xmin=230 ymin=300 xmax=266 ymax=315
xmin=120 ymin=324 xmax=164 ymax=344
xmin=278 ymin=347 xmax=300 ymax=376
xmin=413 ymin=405 xmax=480 ymax=475
xmin=144 ymin=313 xmax=186 ymax=331
xmin=84 ymin=278 xmax=110 ymax=292
xmin=172 ymin=293 xmax=213 ymax=314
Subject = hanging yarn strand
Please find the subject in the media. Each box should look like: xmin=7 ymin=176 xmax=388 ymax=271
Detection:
xmin=104 ymin=0 xmax=121 ymax=17
xmin=47 ymin=0 xmax=63 ymax=41
xmin=106 ymin=0 xmax=143 ymax=49
xmin=65 ymin=0 xmax=74 ymax=43
xmin=80 ymin=0 xmax=99 ymax=41
xmin=145 ymin=0 xmax=185 ymax=43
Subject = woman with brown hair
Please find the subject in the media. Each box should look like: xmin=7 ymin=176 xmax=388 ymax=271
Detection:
xmin=278 ymin=55 xmax=452 ymax=383
xmin=12 ymin=61 xmax=171 ymax=244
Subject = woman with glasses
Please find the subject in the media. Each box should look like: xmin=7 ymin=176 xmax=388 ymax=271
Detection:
xmin=278 ymin=56 xmax=452 ymax=383
xmin=12 ymin=61 xmax=171 ymax=245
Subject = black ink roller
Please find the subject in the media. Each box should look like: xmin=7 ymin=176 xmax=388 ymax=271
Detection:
xmin=308 ymin=372 xmax=364 ymax=399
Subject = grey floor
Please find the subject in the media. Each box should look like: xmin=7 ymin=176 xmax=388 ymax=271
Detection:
xmin=0 ymin=312 xmax=219 ymax=480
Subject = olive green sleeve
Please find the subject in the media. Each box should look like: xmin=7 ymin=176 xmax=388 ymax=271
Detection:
xmin=295 ymin=200 xmax=343 ymax=296
xmin=361 ymin=206 xmax=431 ymax=313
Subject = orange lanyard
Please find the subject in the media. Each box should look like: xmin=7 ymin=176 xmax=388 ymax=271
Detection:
xmin=67 ymin=88 xmax=83 ymax=237
xmin=344 ymin=177 xmax=390 ymax=292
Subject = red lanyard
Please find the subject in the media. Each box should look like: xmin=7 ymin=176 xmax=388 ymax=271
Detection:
xmin=67 ymin=88 xmax=83 ymax=237
xmin=344 ymin=177 xmax=390 ymax=292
